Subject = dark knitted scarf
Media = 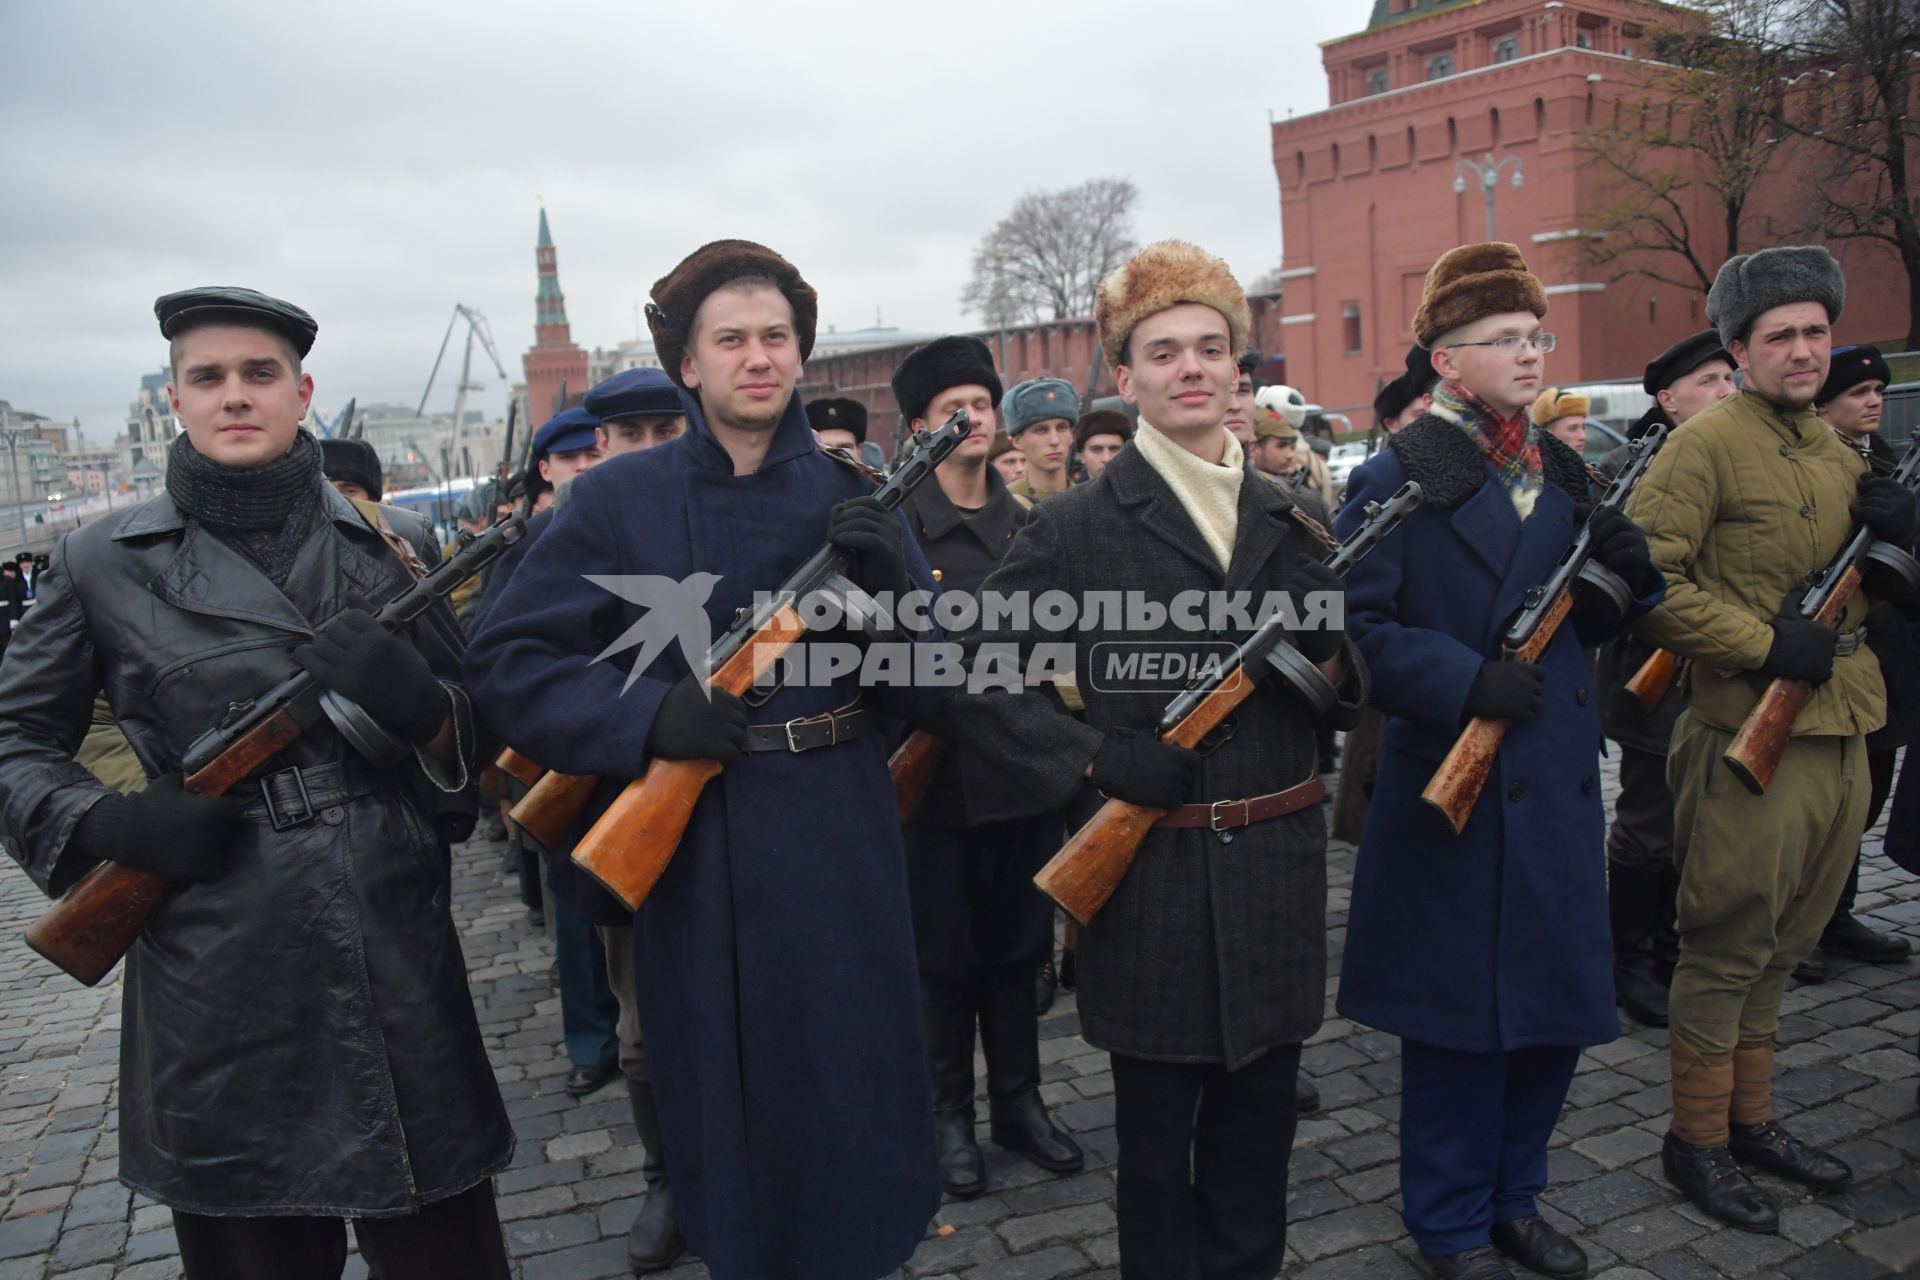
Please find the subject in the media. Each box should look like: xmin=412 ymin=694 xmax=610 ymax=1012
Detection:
xmin=1430 ymin=380 xmax=1543 ymax=513
xmin=166 ymin=429 xmax=323 ymax=587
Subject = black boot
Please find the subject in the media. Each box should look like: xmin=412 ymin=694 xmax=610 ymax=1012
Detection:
xmin=1608 ymin=862 xmax=1670 ymax=1028
xmin=925 ymin=997 xmax=986 ymax=1197
xmin=979 ymin=975 xmax=1084 ymax=1174
xmin=1661 ymin=1131 xmax=1778 ymax=1233
xmin=1729 ymin=1120 xmax=1854 ymax=1190
xmin=1820 ymin=911 xmax=1913 ymax=963
xmin=1034 ymin=958 xmax=1058 ymax=1015
xmin=625 ymin=1080 xmax=686 ymax=1272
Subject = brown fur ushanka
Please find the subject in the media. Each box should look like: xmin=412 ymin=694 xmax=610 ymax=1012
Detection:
xmin=1411 ymin=242 xmax=1548 ymax=348
xmin=1096 ymin=240 xmax=1252 ymax=369
xmin=646 ymin=239 xmax=819 ymax=388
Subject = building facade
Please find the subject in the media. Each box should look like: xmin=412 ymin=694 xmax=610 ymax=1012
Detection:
xmin=1271 ymin=0 xmax=1910 ymax=416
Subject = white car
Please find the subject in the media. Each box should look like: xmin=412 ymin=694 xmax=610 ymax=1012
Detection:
xmin=1326 ymin=442 xmax=1372 ymax=494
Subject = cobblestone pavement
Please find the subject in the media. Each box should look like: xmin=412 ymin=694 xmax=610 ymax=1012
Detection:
xmin=0 ymin=756 xmax=1915 ymax=1279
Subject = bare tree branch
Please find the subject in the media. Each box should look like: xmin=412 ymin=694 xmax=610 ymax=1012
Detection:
xmin=960 ymin=179 xmax=1140 ymax=324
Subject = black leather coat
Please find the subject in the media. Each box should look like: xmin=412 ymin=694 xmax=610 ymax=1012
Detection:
xmin=0 ymin=483 xmax=512 ymax=1216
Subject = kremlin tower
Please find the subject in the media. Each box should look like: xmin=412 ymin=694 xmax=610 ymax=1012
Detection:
xmin=521 ymin=207 xmax=589 ymax=428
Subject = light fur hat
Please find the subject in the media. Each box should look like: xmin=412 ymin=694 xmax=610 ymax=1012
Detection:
xmin=1706 ymin=245 xmax=1845 ymax=347
xmin=1096 ymin=240 xmax=1252 ymax=368
xmin=1528 ymin=387 xmax=1590 ymax=427
xmin=1254 ymin=383 xmax=1320 ymax=431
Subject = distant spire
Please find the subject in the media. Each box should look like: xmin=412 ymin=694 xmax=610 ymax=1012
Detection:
xmin=534 ymin=207 xmax=570 ymax=342
xmin=537 ymin=206 xmax=553 ymax=250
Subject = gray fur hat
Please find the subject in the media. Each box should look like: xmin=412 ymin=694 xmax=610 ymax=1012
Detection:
xmin=1706 ymin=245 xmax=1845 ymax=347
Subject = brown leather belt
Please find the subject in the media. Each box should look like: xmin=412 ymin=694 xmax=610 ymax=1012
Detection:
xmin=1154 ymin=777 xmax=1326 ymax=831
xmin=744 ymin=704 xmax=871 ymax=753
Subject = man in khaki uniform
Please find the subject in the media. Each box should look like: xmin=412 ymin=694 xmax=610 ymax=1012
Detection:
xmin=1627 ymin=246 xmax=1918 ymax=1232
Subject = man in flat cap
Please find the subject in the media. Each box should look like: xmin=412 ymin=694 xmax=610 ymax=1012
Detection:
xmin=948 ymin=240 xmax=1365 ymax=1278
xmin=593 ymin=366 xmax=687 ymax=453
xmin=1004 ymin=377 xmax=1080 ymax=502
xmin=886 ymin=335 xmax=1085 ymax=1198
xmin=468 ymin=240 xmax=944 ymax=1280
xmin=0 ymin=287 xmax=513 ymax=1276
xmin=1074 ymin=409 xmax=1132 ymax=481
xmin=1592 ymin=330 xmax=1737 ymax=1031
xmin=1628 ymin=246 xmax=1916 ymax=1231
xmin=1339 ymin=243 xmax=1662 ymax=1280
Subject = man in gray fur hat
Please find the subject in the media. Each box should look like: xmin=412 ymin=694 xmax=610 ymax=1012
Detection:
xmin=1627 ymin=245 xmax=1919 ymax=1232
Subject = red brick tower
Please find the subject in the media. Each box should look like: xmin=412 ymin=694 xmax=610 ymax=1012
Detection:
xmin=522 ymin=207 xmax=590 ymax=427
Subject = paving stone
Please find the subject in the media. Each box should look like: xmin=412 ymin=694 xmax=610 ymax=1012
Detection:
xmin=1547 ymin=1169 xmax=1671 ymax=1226
xmin=1687 ymin=1224 xmax=1802 ymax=1276
xmin=1573 ymin=1125 xmax=1665 ymax=1170
xmin=1287 ymin=1203 xmax=1404 ymax=1262
xmin=1847 ymin=1214 xmax=1920 ymax=1274
xmin=505 ymin=1212 xmax=600 ymax=1257
xmin=1782 ymin=1243 xmax=1893 ymax=1279
xmin=1590 ymin=1206 xmax=1709 ymax=1262
xmin=517 ymin=1237 xmax=641 ymax=1280
xmin=996 ymin=1202 xmax=1114 ymax=1253
xmin=47 ymin=1220 xmax=125 ymax=1269
xmin=0 ymin=1210 xmax=60 ymax=1258
xmin=1778 ymin=1202 xmax=1856 ymax=1248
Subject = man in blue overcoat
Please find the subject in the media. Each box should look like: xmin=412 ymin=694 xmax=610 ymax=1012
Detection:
xmin=1335 ymin=243 xmax=1664 ymax=1280
xmin=466 ymin=240 xmax=942 ymax=1280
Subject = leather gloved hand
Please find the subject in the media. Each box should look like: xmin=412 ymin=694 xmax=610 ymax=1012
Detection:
xmin=1282 ymin=556 xmax=1345 ymax=664
xmin=1463 ymin=660 xmax=1547 ymax=722
xmin=1590 ymin=508 xmax=1653 ymax=593
xmin=645 ymin=672 xmax=748 ymax=764
xmin=826 ymin=497 xmax=913 ymax=601
xmin=1090 ymin=727 xmax=1201 ymax=810
xmin=1763 ymin=615 xmax=1838 ymax=684
xmin=293 ymin=609 xmax=448 ymax=745
xmin=73 ymin=775 xmax=244 ymax=883
xmin=1851 ymin=475 xmax=1919 ymax=547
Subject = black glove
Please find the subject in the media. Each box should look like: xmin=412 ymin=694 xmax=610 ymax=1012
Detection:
xmin=292 ymin=609 xmax=448 ymax=745
xmin=1282 ymin=556 xmax=1345 ymax=664
xmin=826 ymin=497 xmax=913 ymax=601
xmin=73 ymin=775 xmax=244 ymax=883
xmin=1763 ymin=615 xmax=1838 ymax=684
xmin=645 ymin=672 xmax=749 ymax=763
xmin=1851 ymin=475 xmax=1918 ymax=547
xmin=1590 ymin=508 xmax=1653 ymax=593
xmin=1463 ymin=660 xmax=1547 ymax=722
xmin=1090 ymin=727 xmax=1201 ymax=809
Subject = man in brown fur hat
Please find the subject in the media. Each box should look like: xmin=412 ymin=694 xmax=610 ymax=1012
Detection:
xmin=1337 ymin=243 xmax=1663 ymax=1280
xmin=949 ymin=240 xmax=1367 ymax=1278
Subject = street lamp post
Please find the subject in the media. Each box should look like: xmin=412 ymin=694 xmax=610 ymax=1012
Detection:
xmin=1453 ymin=151 xmax=1525 ymax=242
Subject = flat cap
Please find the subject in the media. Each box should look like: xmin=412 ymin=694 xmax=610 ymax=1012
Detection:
xmin=1818 ymin=344 xmax=1891 ymax=406
xmin=1003 ymin=378 xmax=1081 ymax=436
xmin=806 ymin=397 xmax=868 ymax=444
xmin=1412 ymin=243 xmax=1547 ymax=348
xmin=155 ymin=286 xmax=317 ymax=358
xmin=585 ymin=367 xmax=683 ymax=422
xmin=646 ymin=240 xmax=818 ymax=389
xmin=319 ymin=437 xmax=384 ymax=502
xmin=1707 ymin=245 xmax=1845 ymax=347
xmin=1073 ymin=409 xmax=1133 ymax=450
xmin=1097 ymin=240 xmax=1251 ymax=369
xmin=892 ymin=336 xmax=1003 ymax=425
xmin=532 ymin=406 xmax=602 ymax=458
xmin=1642 ymin=329 xmax=1732 ymax=395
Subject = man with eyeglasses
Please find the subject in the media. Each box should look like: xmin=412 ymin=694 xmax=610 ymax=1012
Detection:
xmin=1627 ymin=248 xmax=1916 ymax=1233
xmin=1336 ymin=243 xmax=1661 ymax=1280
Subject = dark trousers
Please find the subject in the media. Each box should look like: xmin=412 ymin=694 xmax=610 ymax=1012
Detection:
xmin=1832 ymin=744 xmax=1900 ymax=920
xmin=907 ymin=815 xmax=1054 ymax=993
xmin=1605 ymin=744 xmax=1674 ymax=870
xmin=1398 ymin=1039 xmax=1582 ymax=1256
xmin=553 ymin=892 xmax=618 ymax=1070
xmin=172 ymin=1179 xmax=510 ymax=1280
xmin=1111 ymin=1044 xmax=1302 ymax=1280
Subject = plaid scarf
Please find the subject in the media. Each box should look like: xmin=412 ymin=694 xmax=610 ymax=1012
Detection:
xmin=1430 ymin=380 xmax=1543 ymax=517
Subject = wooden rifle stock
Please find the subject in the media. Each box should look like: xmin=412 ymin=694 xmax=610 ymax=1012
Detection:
xmin=889 ymin=731 xmax=946 ymax=824
xmin=24 ymin=705 xmax=308 ymax=986
xmin=1033 ymin=671 xmax=1254 ymax=926
xmin=510 ymin=770 xmax=602 ymax=851
xmin=1723 ymin=564 xmax=1860 ymax=796
xmin=1626 ymin=648 xmax=1679 ymax=714
xmin=1420 ymin=589 xmax=1572 ymax=836
xmin=495 ymin=746 xmax=544 ymax=788
xmin=570 ymin=603 xmax=808 ymax=909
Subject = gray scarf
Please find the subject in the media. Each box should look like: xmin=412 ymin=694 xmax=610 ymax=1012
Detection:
xmin=166 ymin=429 xmax=324 ymax=588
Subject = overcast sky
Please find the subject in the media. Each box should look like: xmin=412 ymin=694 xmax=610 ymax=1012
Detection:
xmin=1 ymin=0 xmax=1362 ymax=446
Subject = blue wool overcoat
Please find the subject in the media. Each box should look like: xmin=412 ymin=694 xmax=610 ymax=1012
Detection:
xmin=1333 ymin=416 xmax=1662 ymax=1054
xmin=466 ymin=393 xmax=942 ymax=1280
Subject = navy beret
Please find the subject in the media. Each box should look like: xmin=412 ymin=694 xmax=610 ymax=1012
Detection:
xmin=1818 ymin=345 xmax=1892 ymax=406
xmin=1642 ymin=329 xmax=1733 ymax=395
xmin=533 ymin=406 xmax=602 ymax=458
xmin=806 ymin=397 xmax=868 ymax=444
xmin=155 ymin=286 xmax=317 ymax=358
xmin=1004 ymin=378 xmax=1081 ymax=436
xmin=585 ymin=367 xmax=683 ymax=422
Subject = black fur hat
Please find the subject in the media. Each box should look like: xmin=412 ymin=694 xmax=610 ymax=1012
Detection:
xmin=319 ymin=437 xmax=383 ymax=501
xmin=890 ymin=336 xmax=1003 ymax=424
xmin=806 ymin=397 xmax=868 ymax=444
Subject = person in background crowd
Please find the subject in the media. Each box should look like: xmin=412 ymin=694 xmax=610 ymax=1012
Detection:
xmin=1249 ymin=408 xmax=1304 ymax=482
xmin=807 ymin=396 xmax=866 ymax=455
xmin=1593 ymin=330 xmax=1738 ymax=1030
xmin=1224 ymin=352 xmax=1259 ymax=450
xmin=1529 ymin=387 xmax=1589 ymax=456
xmin=1005 ymin=377 xmax=1080 ymax=501
xmin=320 ymin=436 xmax=385 ymax=503
xmin=1295 ymin=413 xmax=1339 ymax=511
xmin=990 ymin=431 xmax=1026 ymax=485
xmin=1074 ymin=410 xmax=1132 ymax=482
xmin=598 ymin=368 xmax=686 ymax=454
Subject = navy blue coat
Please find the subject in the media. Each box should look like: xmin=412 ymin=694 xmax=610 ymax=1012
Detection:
xmin=465 ymin=394 xmax=941 ymax=1280
xmin=1333 ymin=417 xmax=1661 ymax=1054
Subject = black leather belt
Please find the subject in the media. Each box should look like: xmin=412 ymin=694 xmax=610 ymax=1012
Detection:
xmin=240 ymin=761 xmax=389 ymax=831
xmin=743 ymin=705 xmax=871 ymax=754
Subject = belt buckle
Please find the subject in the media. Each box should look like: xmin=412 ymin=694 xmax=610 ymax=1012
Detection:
xmin=782 ymin=712 xmax=829 ymax=753
xmin=1208 ymin=798 xmax=1247 ymax=832
xmin=261 ymin=765 xmax=315 ymax=832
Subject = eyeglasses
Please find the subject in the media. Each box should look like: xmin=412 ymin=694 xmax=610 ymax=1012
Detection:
xmin=1446 ymin=333 xmax=1557 ymax=354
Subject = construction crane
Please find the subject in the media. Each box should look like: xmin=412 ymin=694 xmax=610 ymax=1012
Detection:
xmin=416 ymin=304 xmax=509 ymax=479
